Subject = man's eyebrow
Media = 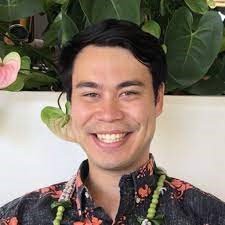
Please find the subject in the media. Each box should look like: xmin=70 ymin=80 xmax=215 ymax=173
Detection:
xmin=75 ymin=81 xmax=101 ymax=89
xmin=75 ymin=80 xmax=145 ymax=89
xmin=117 ymin=80 xmax=145 ymax=89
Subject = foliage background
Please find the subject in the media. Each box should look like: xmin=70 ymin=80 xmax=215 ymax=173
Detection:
xmin=0 ymin=0 xmax=224 ymax=95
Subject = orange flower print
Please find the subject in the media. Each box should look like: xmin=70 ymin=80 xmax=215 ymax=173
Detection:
xmin=38 ymin=185 xmax=62 ymax=199
xmin=8 ymin=217 xmax=18 ymax=225
xmin=73 ymin=222 xmax=85 ymax=225
xmin=137 ymin=158 xmax=154 ymax=178
xmin=167 ymin=178 xmax=193 ymax=199
xmin=0 ymin=217 xmax=18 ymax=225
xmin=73 ymin=219 xmax=91 ymax=225
xmin=73 ymin=217 xmax=102 ymax=225
xmin=91 ymin=216 xmax=102 ymax=225
xmin=138 ymin=184 xmax=151 ymax=198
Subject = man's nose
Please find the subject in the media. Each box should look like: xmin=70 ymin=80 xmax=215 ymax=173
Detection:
xmin=95 ymin=99 xmax=124 ymax=122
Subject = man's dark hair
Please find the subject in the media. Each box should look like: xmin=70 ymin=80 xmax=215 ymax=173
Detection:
xmin=59 ymin=19 xmax=167 ymax=102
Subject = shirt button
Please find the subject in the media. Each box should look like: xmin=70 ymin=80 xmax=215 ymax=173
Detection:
xmin=135 ymin=197 xmax=141 ymax=203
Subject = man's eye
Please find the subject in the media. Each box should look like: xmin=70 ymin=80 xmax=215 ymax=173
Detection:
xmin=83 ymin=93 xmax=98 ymax=97
xmin=121 ymin=91 xmax=139 ymax=96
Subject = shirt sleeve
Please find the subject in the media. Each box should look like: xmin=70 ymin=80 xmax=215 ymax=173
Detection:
xmin=0 ymin=198 xmax=21 ymax=224
xmin=184 ymin=187 xmax=225 ymax=225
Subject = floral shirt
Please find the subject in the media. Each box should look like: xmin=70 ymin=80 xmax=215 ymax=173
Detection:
xmin=1 ymin=154 xmax=225 ymax=225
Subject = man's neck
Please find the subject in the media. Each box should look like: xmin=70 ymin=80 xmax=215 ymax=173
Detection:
xmin=84 ymin=159 xmax=149 ymax=221
xmin=85 ymin=167 xmax=121 ymax=221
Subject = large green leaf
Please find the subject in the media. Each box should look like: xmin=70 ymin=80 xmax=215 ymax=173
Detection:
xmin=61 ymin=9 xmax=78 ymax=46
xmin=41 ymin=106 xmax=65 ymax=124
xmin=165 ymin=74 xmax=185 ymax=93
xmin=185 ymin=58 xmax=225 ymax=95
xmin=5 ymin=74 xmax=27 ymax=91
xmin=0 ymin=0 xmax=43 ymax=22
xmin=220 ymin=29 xmax=225 ymax=53
xmin=43 ymin=12 xmax=62 ymax=47
xmin=185 ymin=76 xmax=225 ymax=95
xmin=23 ymin=71 xmax=58 ymax=89
xmin=66 ymin=0 xmax=86 ymax=31
xmin=184 ymin=0 xmax=208 ymax=14
xmin=79 ymin=0 xmax=141 ymax=25
xmin=142 ymin=20 xmax=161 ymax=39
xmin=43 ymin=8 xmax=78 ymax=47
xmin=165 ymin=7 xmax=223 ymax=87
xmin=20 ymin=56 xmax=31 ymax=75
xmin=0 ymin=41 xmax=4 ymax=58
xmin=41 ymin=103 xmax=75 ymax=142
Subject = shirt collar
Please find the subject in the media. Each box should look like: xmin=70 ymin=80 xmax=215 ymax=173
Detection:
xmin=72 ymin=154 xmax=157 ymax=217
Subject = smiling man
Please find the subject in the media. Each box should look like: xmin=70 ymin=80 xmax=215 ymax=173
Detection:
xmin=1 ymin=19 xmax=225 ymax=225
xmin=71 ymin=45 xmax=162 ymax=174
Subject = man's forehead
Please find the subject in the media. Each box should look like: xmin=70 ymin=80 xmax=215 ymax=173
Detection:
xmin=73 ymin=45 xmax=147 ymax=69
xmin=72 ymin=45 xmax=152 ymax=86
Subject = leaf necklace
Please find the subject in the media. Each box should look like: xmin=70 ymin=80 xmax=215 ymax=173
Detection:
xmin=137 ymin=172 xmax=167 ymax=225
xmin=51 ymin=169 xmax=167 ymax=225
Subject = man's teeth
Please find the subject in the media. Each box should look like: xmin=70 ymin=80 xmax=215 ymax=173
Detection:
xmin=96 ymin=133 xmax=127 ymax=143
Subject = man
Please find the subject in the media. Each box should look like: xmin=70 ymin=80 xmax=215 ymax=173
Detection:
xmin=0 ymin=19 xmax=225 ymax=225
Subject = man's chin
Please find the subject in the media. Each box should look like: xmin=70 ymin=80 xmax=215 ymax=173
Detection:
xmin=88 ymin=155 xmax=144 ymax=174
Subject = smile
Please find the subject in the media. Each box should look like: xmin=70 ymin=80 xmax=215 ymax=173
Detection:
xmin=96 ymin=133 xmax=127 ymax=143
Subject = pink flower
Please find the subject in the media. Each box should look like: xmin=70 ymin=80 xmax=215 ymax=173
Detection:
xmin=0 ymin=52 xmax=21 ymax=89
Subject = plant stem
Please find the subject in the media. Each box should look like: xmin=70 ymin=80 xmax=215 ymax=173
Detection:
xmin=57 ymin=92 xmax=64 ymax=110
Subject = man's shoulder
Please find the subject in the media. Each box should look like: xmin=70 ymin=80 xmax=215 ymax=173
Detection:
xmin=164 ymin=176 xmax=225 ymax=203
xmin=164 ymin=177 xmax=224 ymax=201
xmin=163 ymin=177 xmax=225 ymax=223
xmin=0 ymin=181 xmax=66 ymax=223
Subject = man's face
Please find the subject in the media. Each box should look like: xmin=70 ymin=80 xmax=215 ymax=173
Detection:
xmin=71 ymin=45 xmax=164 ymax=174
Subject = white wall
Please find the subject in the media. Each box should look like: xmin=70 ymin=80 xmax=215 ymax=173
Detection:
xmin=0 ymin=91 xmax=225 ymax=207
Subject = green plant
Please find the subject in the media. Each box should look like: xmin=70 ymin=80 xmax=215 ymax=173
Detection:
xmin=0 ymin=0 xmax=224 ymax=94
xmin=141 ymin=0 xmax=225 ymax=95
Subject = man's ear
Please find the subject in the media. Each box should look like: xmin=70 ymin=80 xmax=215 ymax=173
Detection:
xmin=155 ymin=83 xmax=165 ymax=117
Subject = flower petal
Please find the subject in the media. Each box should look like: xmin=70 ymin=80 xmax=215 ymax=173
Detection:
xmin=0 ymin=59 xmax=20 ymax=89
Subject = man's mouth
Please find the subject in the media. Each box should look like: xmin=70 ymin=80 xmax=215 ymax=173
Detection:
xmin=95 ymin=133 xmax=127 ymax=143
